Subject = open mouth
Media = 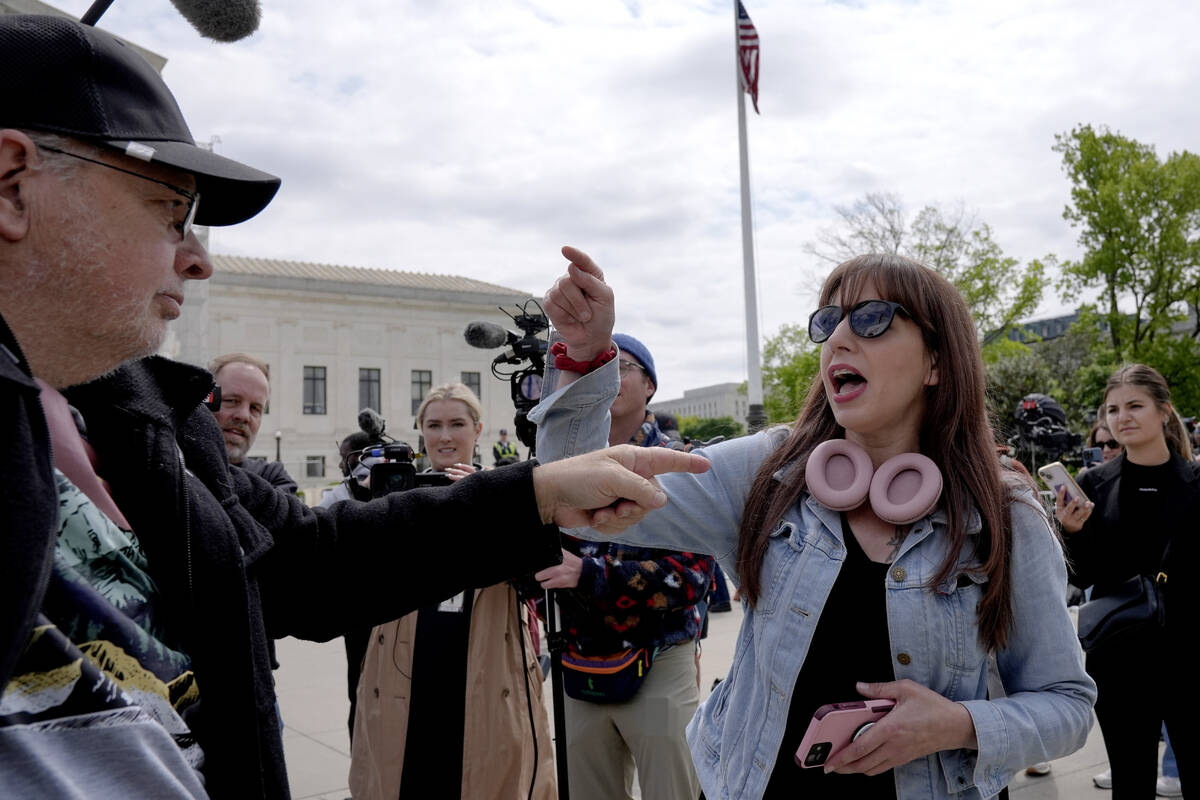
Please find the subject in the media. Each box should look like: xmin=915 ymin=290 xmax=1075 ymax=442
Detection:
xmin=829 ymin=365 xmax=867 ymax=398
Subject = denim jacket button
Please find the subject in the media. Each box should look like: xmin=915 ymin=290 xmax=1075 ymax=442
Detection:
xmin=896 ymin=652 xmax=912 ymax=665
xmin=891 ymin=566 xmax=906 ymax=582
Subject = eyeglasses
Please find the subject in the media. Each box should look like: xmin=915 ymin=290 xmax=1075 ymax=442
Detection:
xmin=618 ymin=359 xmax=646 ymax=375
xmin=1094 ymin=439 xmax=1121 ymax=450
xmin=37 ymin=144 xmax=200 ymax=240
xmin=808 ymin=299 xmax=911 ymax=344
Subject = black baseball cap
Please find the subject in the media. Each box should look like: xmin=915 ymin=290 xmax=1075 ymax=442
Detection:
xmin=1 ymin=14 xmax=280 ymax=226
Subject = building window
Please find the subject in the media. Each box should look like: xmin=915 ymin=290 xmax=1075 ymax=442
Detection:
xmin=303 ymin=366 xmax=326 ymax=414
xmin=411 ymin=369 xmax=432 ymax=415
xmin=359 ymin=367 xmax=381 ymax=412
xmin=305 ymin=455 xmax=325 ymax=478
xmin=461 ymin=371 xmax=481 ymax=400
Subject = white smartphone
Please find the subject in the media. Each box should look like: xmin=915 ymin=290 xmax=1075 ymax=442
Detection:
xmin=1036 ymin=461 xmax=1084 ymax=504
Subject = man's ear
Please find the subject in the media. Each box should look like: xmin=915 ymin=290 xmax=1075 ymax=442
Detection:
xmin=0 ymin=130 xmax=36 ymax=242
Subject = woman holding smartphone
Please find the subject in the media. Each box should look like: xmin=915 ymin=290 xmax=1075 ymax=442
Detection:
xmin=1059 ymin=364 xmax=1196 ymax=798
xmin=532 ymin=248 xmax=1095 ymax=799
xmin=349 ymin=384 xmax=555 ymax=799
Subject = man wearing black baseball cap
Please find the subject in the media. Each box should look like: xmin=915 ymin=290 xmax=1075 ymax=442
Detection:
xmin=0 ymin=15 xmax=711 ymax=798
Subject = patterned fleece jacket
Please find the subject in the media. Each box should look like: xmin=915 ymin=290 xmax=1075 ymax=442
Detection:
xmin=560 ymin=413 xmax=715 ymax=654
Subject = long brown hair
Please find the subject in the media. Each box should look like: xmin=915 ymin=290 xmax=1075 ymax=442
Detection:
xmin=1104 ymin=364 xmax=1193 ymax=460
xmin=735 ymin=254 xmax=1015 ymax=650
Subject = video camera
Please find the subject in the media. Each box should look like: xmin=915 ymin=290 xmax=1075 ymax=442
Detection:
xmin=354 ymin=408 xmax=451 ymax=497
xmin=1010 ymin=393 xmax=1083 ymax=468
xmin=364 ymin=443 xmax=452 ymax=497
xmin=463 ymin=300 xmax=549 ymax=453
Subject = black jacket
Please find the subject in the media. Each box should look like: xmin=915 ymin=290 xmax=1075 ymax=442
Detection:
xmin=1066 ymin=452 xmax=1200 ymax=597
xmin=1 ymin=328 xmax=562 ymax=799
xmin=240 ymin=458 xmax=298 ymax=494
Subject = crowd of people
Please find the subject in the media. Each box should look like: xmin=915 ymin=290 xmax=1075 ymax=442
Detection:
xmin=1 ymin=11 xmax=1195 ymax=800
xmin=0 ymin=15 xmax=709 ymax=799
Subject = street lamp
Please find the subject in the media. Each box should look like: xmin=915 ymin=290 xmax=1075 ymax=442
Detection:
xmin=274 ymin=430 xmax=282 ymax=463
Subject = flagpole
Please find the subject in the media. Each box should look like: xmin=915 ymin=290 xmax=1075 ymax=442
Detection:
xmin=735 ymin=1 xmax=767 ymax=432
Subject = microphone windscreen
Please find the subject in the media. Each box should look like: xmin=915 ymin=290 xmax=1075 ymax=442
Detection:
xmin=358 ymin=408 xmax=386 ymax=438
xmin=168 ymin=0 xmax=261 ymax=42
xmin=464 ymin=321 xmax=510 ymax=350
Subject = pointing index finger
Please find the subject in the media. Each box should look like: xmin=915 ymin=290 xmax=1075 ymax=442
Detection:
xmin=562 ymin=245 xmax=605 ymax=281
xmin=628 ymin=446 xmax=712 ymax=479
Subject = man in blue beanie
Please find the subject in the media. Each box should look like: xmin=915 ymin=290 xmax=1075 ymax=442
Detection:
xmin=610 ymin=333 xmax=665 ymax=447
xmin=534 ymin=329 xmax=714 ymax=800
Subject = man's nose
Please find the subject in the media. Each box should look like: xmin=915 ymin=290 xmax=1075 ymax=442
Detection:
xmin=177 ymin=230 xmax=214 ymax=280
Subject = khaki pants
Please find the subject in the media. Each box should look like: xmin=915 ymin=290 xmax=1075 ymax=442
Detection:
xmin=564 ymin=643 xmax=700 ymax=800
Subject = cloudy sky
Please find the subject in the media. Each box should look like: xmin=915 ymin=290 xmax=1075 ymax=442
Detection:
xmin=52 ymin=0 xmax=1200 ymax=402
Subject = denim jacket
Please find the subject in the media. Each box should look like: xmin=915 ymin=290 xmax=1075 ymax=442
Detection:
xmin=531 ymin=358 xmax=1096 ymax=800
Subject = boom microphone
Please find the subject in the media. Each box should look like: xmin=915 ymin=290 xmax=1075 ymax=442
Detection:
xmin=169 ymin=0 xmax=261 ymax=42
xmin=464 ymin=321 xmax=511 ymax=350
xmin=358 ymin=408 xmax=387 ymax=439
xmin=81 ymin=0 xmax=261 ymax=42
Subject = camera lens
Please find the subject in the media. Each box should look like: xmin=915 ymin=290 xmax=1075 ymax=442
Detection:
xmin=804 ymin=742 xmax=831 ymax=767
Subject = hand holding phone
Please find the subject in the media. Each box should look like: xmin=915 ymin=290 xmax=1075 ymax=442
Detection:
xmin=1036 ymin=461 xmax=1084 ymax=504
xmin=795 ymin=699 xmax=896 ymax=769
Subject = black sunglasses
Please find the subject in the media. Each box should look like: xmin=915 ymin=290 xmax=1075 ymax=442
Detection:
xmin=1094 ymin=439 xmax=1121 ymax=450
xmin=808 ymin=299 xmax=911 ymax=344
xmin=37 ymin=144 xmax=199 ymax=240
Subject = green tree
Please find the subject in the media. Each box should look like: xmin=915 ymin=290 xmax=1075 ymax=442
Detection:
xmin=761 ymin=323 xmax=820 ymax=423
xmin=1053 ymin=124 xmax=1200 ymax=357
xmin=984 ymin=345 xmax=1056 ymax=442
xmin=1031 ymin=311 xmax=1120 ymax=428
xmin=806 ymin=192 xmax=1049 ymax=340
xmin=678 ymin=416 xmax=745 ymax=442
xmin=1131 ymin=334 xmax=1200 ymax=418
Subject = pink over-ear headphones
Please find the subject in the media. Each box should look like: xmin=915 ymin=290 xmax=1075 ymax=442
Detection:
xmin=804 ymin=439 xmax=943 ymax=525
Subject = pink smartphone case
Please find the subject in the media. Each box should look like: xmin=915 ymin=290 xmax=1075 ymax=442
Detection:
xmin=794 ymin=699 xmax=896 ymax=768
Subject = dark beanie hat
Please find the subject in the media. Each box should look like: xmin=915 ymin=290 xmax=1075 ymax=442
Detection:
xmin=613 ymin=333 xmax=657 ymax=395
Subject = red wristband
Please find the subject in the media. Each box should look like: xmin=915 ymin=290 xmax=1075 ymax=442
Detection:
xmin=551 ymin=341 xmax=617 ymax=374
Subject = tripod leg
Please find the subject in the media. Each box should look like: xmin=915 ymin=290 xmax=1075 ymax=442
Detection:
xmin=546 ymin=589 xmax=571 ymax=800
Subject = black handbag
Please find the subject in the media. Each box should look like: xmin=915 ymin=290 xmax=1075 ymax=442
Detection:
xmin=1076 ymin=540 xmax=1171 ymax=653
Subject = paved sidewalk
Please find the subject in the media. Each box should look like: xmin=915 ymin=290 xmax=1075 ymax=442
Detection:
xmin=275 ymin=601 xmax=1121 ymax=799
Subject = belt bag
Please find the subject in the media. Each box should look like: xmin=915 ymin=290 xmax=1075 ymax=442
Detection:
xmin=1077 ymin=572 xmax=1167 ymax=653
xmin=561 ymin=646 xmax=654 ymax=704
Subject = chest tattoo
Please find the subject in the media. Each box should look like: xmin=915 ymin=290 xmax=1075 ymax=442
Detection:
xmin=886 ymin=524 xmax=909 ymax=564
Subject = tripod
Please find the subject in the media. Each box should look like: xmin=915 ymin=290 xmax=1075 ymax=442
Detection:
xmin=544 ymin=589 xmax=571 ymax=799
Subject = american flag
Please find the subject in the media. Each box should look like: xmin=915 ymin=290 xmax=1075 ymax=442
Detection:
xmin=737 ymin=1 xmax=760 ymax=114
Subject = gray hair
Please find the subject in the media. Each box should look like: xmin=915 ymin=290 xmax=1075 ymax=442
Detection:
xmin=23 ymin=130 xmax=90 ymax=177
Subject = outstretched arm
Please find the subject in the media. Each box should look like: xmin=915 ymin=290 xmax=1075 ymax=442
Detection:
xmin=243 ymin=447 xmax=709 ymax=641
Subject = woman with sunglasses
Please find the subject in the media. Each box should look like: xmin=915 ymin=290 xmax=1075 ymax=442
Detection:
xmin=1090 ymin=420 xmax=1124 ymax=464
xmin=533 ymin=247 xmax=1095 ymax=800
xmin=1058 ymin=365 xmax=1196 ymax=799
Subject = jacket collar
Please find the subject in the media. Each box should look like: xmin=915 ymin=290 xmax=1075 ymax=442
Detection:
xmin=0 ymin=311 xmax=37 ymax=391
xmin=63 ymin=356 xmax=215 ymax=425
xmin=798 ymin=482 xmax=982 ymax=540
